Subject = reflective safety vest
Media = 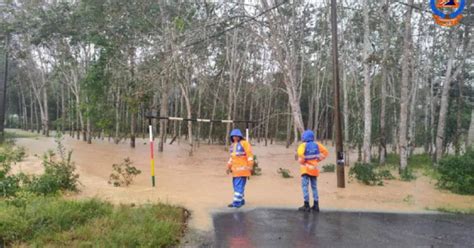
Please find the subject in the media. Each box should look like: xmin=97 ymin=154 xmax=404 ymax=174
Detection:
xmin=297 ymin=141 xmax=329 ymax=177
xmin=228 ymin=140 xmax=254 ymax=177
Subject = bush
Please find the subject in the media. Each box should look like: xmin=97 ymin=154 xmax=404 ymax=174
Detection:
xmin=27 ymin=148 xmax=80 ymax=195
xmin=436 ymin=149 xmax=474 ymax=195
xmin=251 ymin=155 xmax=262 ymax=176
xmin=349 ymin=163 xmax=383 ymax=186
xmin=400 ymin=167 xmax=416 ymax=181
xmin=23 ymin=133 xmax=80 ymax=195
xmin=322 ymin=164 xmax=335 ymax=173
xmin=0 ymin=133 xmax=79 ymax=197
xmin=108 ymin=158 xmax=141 ymax=187
xmin=277 ymin=168 xmax=293 ymax=178
xmin=378 ymin=169 xmax=395 ymax=180
xmin=0 ymin=142 xmax=26 ymax=197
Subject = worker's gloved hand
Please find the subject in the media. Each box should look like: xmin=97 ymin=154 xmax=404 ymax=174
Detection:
xmin=315 ymin=154 xmax=322 ymax=161
xmin=226 ymin=168 xmax=232 ymax=175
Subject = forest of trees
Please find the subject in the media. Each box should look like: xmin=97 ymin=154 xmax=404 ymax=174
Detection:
xmin=1 ymin=0 xmax=473 ymax=171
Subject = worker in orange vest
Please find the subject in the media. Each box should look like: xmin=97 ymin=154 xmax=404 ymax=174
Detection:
xmin=226 ymin=129 xmax=254 ymax=208
xmin=297 ymin=130 xmax=329 ymax=212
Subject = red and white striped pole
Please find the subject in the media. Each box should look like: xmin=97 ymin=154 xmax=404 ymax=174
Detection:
xmin=148 ymin=119 xmax=155 ymax=187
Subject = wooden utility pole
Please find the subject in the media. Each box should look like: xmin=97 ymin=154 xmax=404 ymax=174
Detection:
xmin=331 ymin=0 xmax=345 ymax=188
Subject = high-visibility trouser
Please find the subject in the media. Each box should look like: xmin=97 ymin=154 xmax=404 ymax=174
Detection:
xmin=232 ymin=177 xmax=247 ymax=206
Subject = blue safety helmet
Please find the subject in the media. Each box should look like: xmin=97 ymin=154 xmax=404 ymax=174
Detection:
xmin=230 ymin=129 xmax=244 ymax=141
xmin=302 ymin=130 xmax=315 ymax=142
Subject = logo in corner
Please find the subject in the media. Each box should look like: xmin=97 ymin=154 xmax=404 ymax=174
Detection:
xmin=430 ymin=0 xmax=465 ymax=27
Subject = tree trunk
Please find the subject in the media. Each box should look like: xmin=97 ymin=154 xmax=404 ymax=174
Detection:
xmin=158 ymin=84 xmax=169 ymax=152
xmin=398 ymin=0 xmax=414 ymax=171
xmin=208 ymin=78 xmax=221 ymax=144
xmin=114 ymin=87 xmax=121 ymax=144
xmin=343 ymin=68 xmax=349 ymax=145
xmin=196 ymin=87 xmax=203 ymax=147
xmin=379 ymin=0 xmax=390 ymax=165
xmin=408 ymin=61 xmax=419 ymax=156
xmin=362 ymin=0 xmax=372 ymax=163
xmin=467 ymin=109 xmax=474 ymax=148
xmin=180 ymin=84 xmax=193 ymax=156
xmin=435 ymin=32 xmax=461 ymax=162
xmin=130 ymin=112 xmax=136 ymax=148
xmin=286 ymin=103 xmax=292 ymax=148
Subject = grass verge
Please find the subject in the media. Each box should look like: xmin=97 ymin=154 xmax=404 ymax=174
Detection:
xmin=4 ymin=129 xmax=41 ymax=139
xmin=0 ymin=196 xmax=187 ymax=247
xmin=427 ymin=206 xmax=474 ymax=215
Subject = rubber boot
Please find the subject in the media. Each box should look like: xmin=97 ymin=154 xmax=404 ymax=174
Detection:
xmin=298 ymin=201 xmax=310 ymax=212
xmin=312 ymin=200 xmax=320 ymax=212
xmin=228 ymin=202 xmax=243 ymax=208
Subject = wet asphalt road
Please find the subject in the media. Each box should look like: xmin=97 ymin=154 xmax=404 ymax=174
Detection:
xmin=213 ymin=209 xmax=474 ymax=248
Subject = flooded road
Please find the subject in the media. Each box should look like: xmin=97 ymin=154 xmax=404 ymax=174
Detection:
xmin=213 ymin=209 xmax=474 ymax=247
xmin=11 ymin=129 xmax=474 ymax=231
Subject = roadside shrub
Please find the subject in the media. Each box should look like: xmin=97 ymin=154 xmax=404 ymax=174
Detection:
xmin=378 ymin=169 xmax=395 ymax=180
xmin=400 ymin=167 xmax=416 ymax=181
xmin=277 ymin=168 xmax=293 ymax=178
xmin=27 ymin=148 xmax=80 ymax=195
xmin=108 ymin=158 xmax=141 ymax=187
xmin=349 ymin=163 xmax=383 ymax=186
xmin=0 ymin=174 xmax=20 ymax=197
xmin=322 ymin=164 xmax=335 ymax=173
xmin=26 ymin=134 xmax=80 ymax=195
xmin=251 ymin=155 xmax=262 ymax=176
xmin=436 ymin=148 xmax=474 ymax=195
xmin=0 ymin=143 xmax=26 ymax=197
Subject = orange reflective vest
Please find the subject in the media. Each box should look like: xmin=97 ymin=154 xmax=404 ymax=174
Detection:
xmin=227 ymin=140 xmax=254 ymax=177
xmin=297 ymin=142 xmax=329 ymax=177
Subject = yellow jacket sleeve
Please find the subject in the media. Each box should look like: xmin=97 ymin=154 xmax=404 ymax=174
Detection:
xmin=316 ymin=142 xmax=329 ymax=161
xmin=242 ymin=140 xmax=254 ymax=166
xmin=297 ymin=143 xmax=306 ymax=164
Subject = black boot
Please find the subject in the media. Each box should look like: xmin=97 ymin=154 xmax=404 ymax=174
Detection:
xmin=298 ymin=201 xmax=310 ymax=212
xmin=312 ymin=200 xmax=320 ymax=212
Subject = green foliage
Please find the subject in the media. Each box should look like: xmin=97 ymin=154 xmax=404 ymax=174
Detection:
xmin=251 ymin=155 xmax=262 ymax=176
xmin=27 ymin=135 xmax=79 ymax=195
xmin=400 ymin=167 xmax=417 ymax=182
xmin=385 ymin=153 xmax=400 ymax=166
xmin=348 ymin=163 xmax=396 ymax=185
xmin=4 ymin=130 xmax=40 ymax=139
xmin=408 ymin=154 xmax=432 ymax=169
xmin=434 ymin=207 xmax=474 ymax=215
xmin=1 ymin=133 xmax=80 ymax=196
xmin=0 ymin=142 xmax=26 ymax=166
xmin=108 ymin=158 xmax=142 ymax=187
xmin=0 ymin=196 xmax=111 ymax=245
xmin=322 ymin=164 xmax=335 ymax=173
xmin=436 ymin=149 xmax=474 ymax=195
xmin=378 ymin=169 xmax=395 ymax=180
xmin=0 ymin=142 xmax=27 ymax=197
xmin=0 ymin=196 xmax=186 ymax=247
xmin=349 ymin=163 xmax=383 ymax=186
xmin=277 ymin=168 xmax=293 ymax=178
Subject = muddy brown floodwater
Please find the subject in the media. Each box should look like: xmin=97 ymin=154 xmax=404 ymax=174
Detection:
xmin=12 ymin=130 xmax=474 ymax=231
